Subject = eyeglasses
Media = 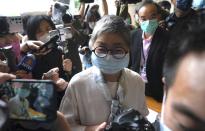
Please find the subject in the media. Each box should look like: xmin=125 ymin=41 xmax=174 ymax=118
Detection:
xmin=92 ymin=46 xmax=128 ymax=59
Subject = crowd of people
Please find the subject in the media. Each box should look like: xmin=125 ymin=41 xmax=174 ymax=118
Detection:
xmin=0 ymin=0 xmax=205 ymax=131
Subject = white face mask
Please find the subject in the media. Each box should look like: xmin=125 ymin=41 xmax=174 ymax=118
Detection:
xmin=38 ymin=33 xmax=50 ymax=43
xmin=91 ymin=53 xmax=130 ymax=74
xmin=89 ymin=22 xmax=96 ymax=30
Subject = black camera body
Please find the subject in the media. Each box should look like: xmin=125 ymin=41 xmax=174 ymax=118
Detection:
xmin=105 ymin=109 xmax=155 ymax=131
xmin=52 ymin=2 xmax=70 ymax=25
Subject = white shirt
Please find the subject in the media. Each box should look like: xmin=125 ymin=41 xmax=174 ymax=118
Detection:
xmin=59 ymin=66 xmax=149 ymax=131
xmin=140 ymin=32 xmax=153 ymax=83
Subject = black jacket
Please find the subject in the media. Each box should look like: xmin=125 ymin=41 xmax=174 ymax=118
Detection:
xmin=32 ymin=48 xmax=64 ymax=79
xmin=130 ymin=27 xmax=169 ymax=101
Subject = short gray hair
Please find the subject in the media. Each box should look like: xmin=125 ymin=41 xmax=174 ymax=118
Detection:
xmin=89 ymin=15 xmax=130 ymax=49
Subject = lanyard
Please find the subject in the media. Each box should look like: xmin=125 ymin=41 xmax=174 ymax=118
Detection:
xmin=106 ymin=82 xmax=124 ymax=123
xmin=141 ymin=42 xmax=150 ymax=63
xmin=95 ymin=68 xmax=125 ymax=123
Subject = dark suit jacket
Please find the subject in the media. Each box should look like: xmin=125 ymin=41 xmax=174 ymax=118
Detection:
xmin=130 ymin=27 xmax=169 ymax=101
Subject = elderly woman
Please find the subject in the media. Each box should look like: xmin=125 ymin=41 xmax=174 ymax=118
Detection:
xmin=59 ymin=15 xmax=148 ymax=131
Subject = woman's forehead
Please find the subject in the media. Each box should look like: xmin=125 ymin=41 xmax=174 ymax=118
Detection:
xmin=93 ymin=32 xmax=128 ymax=48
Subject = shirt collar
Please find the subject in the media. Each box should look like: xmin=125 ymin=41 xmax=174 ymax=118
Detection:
xmin=92 ymin=66 xmax=126 ymax=102
xmin=142 ymin=32 xmax=153 ymax=42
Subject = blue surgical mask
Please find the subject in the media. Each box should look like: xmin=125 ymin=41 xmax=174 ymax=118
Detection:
xmin=140 ymin=19 xmax=158 ymax=35
xmin=91 ymin=53 xmax=129 ymax=74
xmin=176 ymin=0 xmax=192 ymax=12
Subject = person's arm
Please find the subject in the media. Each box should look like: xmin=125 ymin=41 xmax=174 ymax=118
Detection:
xmin=101 ymin=0 xmax=108 ymax=16
xmin=59 ymin=84 xmax=86 ymax=131
xmin=0 ymin=72 xmax=16 ymax=83
xmin=128 ymin=4 xmax=136 ymax=27
xmin=78 ymin=2 xmax=85 ymax=19
xmin=55 ymin=111 xmax=71 ymax=131
xmin=20 ymin=40 xmax=52 ymax=56
xmin=85 ymin=122 xmax=106 ymax=131
xmin=42 ymin=67 xmax=68 ymax=92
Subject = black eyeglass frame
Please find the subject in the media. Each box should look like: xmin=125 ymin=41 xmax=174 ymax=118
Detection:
xmin=92 ymin=46 xmax=128 ymax=59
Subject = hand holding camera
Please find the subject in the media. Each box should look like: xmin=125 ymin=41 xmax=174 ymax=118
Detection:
xmin=21 ymin=40 xmax=51 ymax=55
xmin=105 ymin=108 xmax=155 ymax=131
xmin=42 ymin=67 xmax=68 ymax=92
xmin=85 ymin=122 xmax=107 ymax=131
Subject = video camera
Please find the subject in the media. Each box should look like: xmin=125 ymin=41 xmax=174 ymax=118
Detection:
xmin=50 ymin=25 xmax=72 ymax=42
xmin=52 ymin=2 xmax=71 ymax=25
xmin=46 ymin=26 xmax=72 ymax=54
xmin=52 ymin=1 xmax=83 ymax=30
xmin=105 ymin=109 xmax=155 ymax=131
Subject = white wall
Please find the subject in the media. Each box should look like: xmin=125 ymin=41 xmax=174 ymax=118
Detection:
xmin=0 ymin=0 xmax=52 ymax=16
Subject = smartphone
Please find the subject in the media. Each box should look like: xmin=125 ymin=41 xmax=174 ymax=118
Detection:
xmin=0 ymin=46 xmax=17 ymax=72
xmin=38 ymin=35 xmax=59 ymax=51
xmin=0 ymin=79 xmax=58 ymax=122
